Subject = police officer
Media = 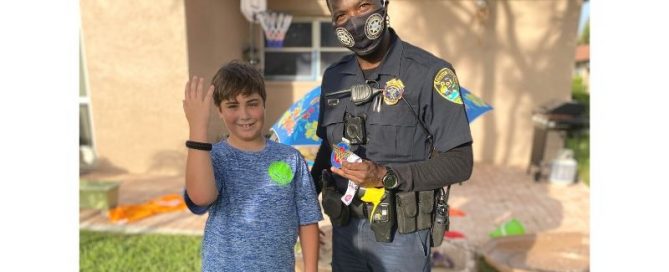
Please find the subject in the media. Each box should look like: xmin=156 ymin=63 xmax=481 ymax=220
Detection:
xmin=312 ymin=0 xmax=474 ymax=271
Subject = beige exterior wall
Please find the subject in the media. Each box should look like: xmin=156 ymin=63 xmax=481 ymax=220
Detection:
xmin=183 ymin=0 xmax=250 ymax=142
xmin=391 ymin=0 xmax=582 ymax=167
xmin=81 ymin=0 xmax=191 ymax=175
xmin=81 ymin=0 xmax=581 ymax=175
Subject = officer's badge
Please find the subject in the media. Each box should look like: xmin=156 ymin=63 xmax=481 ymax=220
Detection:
xmin=336 ymin=27 xmax=354 ymax=48
xmin=433 ymin=67 xmax=463 ymax=104
xmin=383 ymin=78 xmax=405 ymax=106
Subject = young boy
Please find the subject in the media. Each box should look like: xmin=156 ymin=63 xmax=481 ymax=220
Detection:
xmin=182 ymin=61 xmax=322 ymax=272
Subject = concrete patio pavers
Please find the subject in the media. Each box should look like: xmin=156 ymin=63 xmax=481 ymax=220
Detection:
xmin=80 ymin=162 xmax=589 ymax=270
xmin=448 ymin=163 xmax=589 ymax=247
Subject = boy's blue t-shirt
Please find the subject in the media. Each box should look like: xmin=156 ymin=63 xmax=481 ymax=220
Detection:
xmin=184 ymin=139 xmax=323 ymax=272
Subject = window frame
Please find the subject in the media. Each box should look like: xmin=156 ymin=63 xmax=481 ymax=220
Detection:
xmin=262 ymin=17 xmax=349 ymax=81
xmin=79 ymin=31 xmax=97 ymax=151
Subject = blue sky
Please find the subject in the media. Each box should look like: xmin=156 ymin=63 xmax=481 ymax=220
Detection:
xmin=578 ymin=1 xmax=590 ymax=34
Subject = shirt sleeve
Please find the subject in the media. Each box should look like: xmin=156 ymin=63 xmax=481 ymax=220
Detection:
xmin=423 ymin=63 xmax=473 ymax=153
xmin=392 ymin=142 xmax=473 ymax=191
xmin=294 ymin=150 xmax=324 ymax=225
xmin=183 ymin=189 xmax=210 ymax=215
xmin=390 ymin=62 xmax=474 ymax=192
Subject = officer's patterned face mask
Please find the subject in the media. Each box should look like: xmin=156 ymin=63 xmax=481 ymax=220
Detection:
xmin=334 ymin=6 xmax=387 ymax=56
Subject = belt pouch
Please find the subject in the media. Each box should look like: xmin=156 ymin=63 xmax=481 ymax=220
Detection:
xmin=323 ymin=186 xmax=350 ymax=226
xmin=417 ymin=190 xmax=434 ymax=230
xmin=321 ymin=172 xmax=350 ymax=226
xmin=395 ymin=191 xmax=417 ymax=234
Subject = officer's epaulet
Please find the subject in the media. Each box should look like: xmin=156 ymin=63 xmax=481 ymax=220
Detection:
xmin=323 ymin=53 xmax=355 ymax=74
xmin=402 ymin=41 xmax=455 ymax=73
xmin=402 ymin=42 xmax=443 ymax=71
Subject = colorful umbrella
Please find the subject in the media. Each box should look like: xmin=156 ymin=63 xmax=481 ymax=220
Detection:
xmin=269 ymin=86 xmax=322 ymax=167
xmin=270 ymin=86 xmax=322 ymax=146
xmin=460 ymin=87 xmax=493 ymax=123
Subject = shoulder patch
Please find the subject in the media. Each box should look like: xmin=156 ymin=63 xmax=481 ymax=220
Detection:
xmin=433 ymin=67 xmax=463 ymax=104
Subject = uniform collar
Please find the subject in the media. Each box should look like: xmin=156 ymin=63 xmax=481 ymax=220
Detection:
xmin=339 ymin=28 xmax=403 ymax=78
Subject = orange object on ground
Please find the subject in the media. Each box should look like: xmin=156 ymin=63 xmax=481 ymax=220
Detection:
xmin=107 ymin=194 xmax=187 ymax=223
xmin=449 ymin=208 xmax=466 ymax=217
xmin=444 ymin=231 xmax=465 ymax=239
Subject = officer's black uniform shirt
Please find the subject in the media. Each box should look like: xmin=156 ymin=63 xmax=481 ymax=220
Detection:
xmin=313 ymin=28 xmax=473 ymax=192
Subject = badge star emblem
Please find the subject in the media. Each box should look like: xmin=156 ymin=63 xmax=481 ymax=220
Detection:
xmin=365 ymin=13 xmax=385 ymax=40
xmin=336 ymin=27 xmax=355 ymax=48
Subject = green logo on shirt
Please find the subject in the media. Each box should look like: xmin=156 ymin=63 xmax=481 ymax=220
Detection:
xmin=268 ymin=161 xmax=294 ymax=186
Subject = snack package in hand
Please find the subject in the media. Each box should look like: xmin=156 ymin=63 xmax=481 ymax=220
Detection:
xmin=330 ymin=139 xmax=362 ymax=205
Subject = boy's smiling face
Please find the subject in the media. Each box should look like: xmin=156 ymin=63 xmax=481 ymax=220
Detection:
xmin=218 ymin=93 xmax=265 ymax=145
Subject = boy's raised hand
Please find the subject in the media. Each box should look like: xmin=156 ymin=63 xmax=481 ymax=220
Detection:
xmin=182 ymin=76 xmax=215 ymax=135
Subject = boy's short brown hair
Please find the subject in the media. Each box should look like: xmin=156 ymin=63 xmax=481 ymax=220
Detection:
xmin=211 ymin=61 xmax=266 ymax=108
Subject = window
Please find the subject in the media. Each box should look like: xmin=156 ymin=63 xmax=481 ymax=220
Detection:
xmin=80 ymin=35 xmax=97 ymax=171
xmin=263 ymin=18 xmax=350 ymax=81
xmin=80 ymin=42 xmax=94 ymax=147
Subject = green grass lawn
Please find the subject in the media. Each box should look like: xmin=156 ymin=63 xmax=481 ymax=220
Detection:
xmin=80 ymin=230 xmax=202 ymax=272
xmin=81 ymin=230 xmax=502 ymax=271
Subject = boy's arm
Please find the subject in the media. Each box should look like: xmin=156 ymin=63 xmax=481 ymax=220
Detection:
xmin=183 ymin=76 xmax=218 ymax=206
xmin=294 ymin=150 xmax=324 ymax=271
xmin=298 ymin=223 xmax=320 ymax=272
